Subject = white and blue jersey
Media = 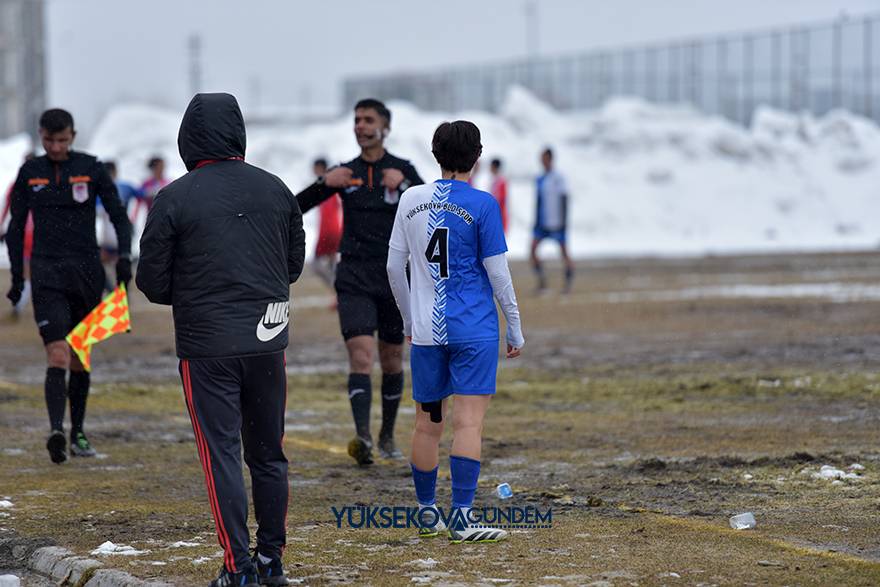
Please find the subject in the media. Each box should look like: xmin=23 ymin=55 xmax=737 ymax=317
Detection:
xmin=390 ymin=179 xmax=510 ymax=400
xmin=534 ymin=169 xmax=568 ymax=236
xmin=389 ymin=179 xmax=508 ymax=347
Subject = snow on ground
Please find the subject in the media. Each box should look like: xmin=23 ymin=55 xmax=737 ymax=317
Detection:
xmin=89 ymin=541 xmax=149 ymax=556
xmin=1 ymin=87 xmax=879 ymax=265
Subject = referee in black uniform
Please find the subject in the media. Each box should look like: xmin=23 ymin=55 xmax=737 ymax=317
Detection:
xmin=5 ymin=108 xmax=132 ymax=464
xmin=296 ymin=98 xmax=423 ymax=465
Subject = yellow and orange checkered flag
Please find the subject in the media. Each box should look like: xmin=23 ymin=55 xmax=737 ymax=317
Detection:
xmin=65 ymin=283 xmax=131 ymax=372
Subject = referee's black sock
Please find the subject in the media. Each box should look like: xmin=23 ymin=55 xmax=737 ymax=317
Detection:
xmin=45 ymin=367 xmax=67 ymax=432
xmin=68 ymin=370 xmax=90 ymax=437
xmin=348 ymin=373 xmax=372 ymax=441
xmin=380 ymin=372 xmax=403 ymax=440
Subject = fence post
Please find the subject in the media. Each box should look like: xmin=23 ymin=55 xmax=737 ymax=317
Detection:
xmin=772 ymin=30 xmax=782 ymax=107
xmin=866 ymin=16 xmax=874 ymax=119
xmin=718 ymin=38 xmax=727 ymax=118
xmin=744 ymin=34 xmax=754 ymax=124
xmin=789 ymin=27 xmax=800 ymax=111
xmin=833 ymin=16 xmax=843 ymax=109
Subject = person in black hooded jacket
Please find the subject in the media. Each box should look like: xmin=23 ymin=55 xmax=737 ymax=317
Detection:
xmin=137 ymin=93 xmax=303 ymax=587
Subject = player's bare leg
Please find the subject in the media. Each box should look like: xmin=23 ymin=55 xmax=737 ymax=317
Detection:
xmin=450 ymin=395 xmax=491 ymax=460
xmin=560 ymin=242 xmax=574 ymax=294
xmin=447 ymin=394 xmax=507 ymax=542
xmin=345 ymin=335 xmax=375 ymax=465
xmin=411 ymin=399 xmax=447 ymax=471
xmin=377 ymin=340 xmax=404 ymax=459
xmin=411 ymin=399 xmax=448 ymax=537
xmin=530 ymin=238 xmax=546 ymax=293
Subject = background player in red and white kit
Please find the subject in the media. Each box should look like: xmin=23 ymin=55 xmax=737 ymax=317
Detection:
xmin=311 ymin=158 xmax=342 ymax=295
xmin=0 ymin=152 xmax=35 ymax=316
xmin=488 ymin=158 xmax=508 ymax=233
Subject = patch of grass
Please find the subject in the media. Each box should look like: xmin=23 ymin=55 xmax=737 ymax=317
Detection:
xmin=1 ymin=368 xmax=879 ymax=584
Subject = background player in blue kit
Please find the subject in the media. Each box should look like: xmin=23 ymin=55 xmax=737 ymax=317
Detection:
xmin=387 ymin=121 xmax=524 ymax=543
xmin=531 ymin=147 xmax=574 ymax=294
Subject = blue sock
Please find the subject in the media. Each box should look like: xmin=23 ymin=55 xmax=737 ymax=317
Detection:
xmin=450 ymin=455 xmax=480 ymax=509
xmin=411 ymin=463 xmax=438 ymax=506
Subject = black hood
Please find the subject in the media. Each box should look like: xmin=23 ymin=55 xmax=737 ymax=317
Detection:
xmin=178 ymin=93 xmax=246 ymax=171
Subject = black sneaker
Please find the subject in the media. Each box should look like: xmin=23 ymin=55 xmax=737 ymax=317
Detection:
xmin=208 ymin=566 xmax=259 ymax=587
xmin=70 ymin=432 xmax=97 ymax=457
xmin=252 ymin=553 xmax=289 ymax=586
xmin=46 ymin=430 xmax=67 ymax=464
xmin=377 ymin=435 xmax=403 ymax=459
xmin=347 ymin=436 xmax=373 ymax=466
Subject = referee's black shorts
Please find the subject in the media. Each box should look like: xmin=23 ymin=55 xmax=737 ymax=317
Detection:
xmin=334 ymin=258 xmax=404 ymax=344
xmin=31 ymin=255 xmax=104 ymax=345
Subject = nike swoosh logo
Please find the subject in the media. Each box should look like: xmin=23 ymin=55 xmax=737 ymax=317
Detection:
xmin=349 ymin=388 xmax=366 ymax=399
xmin=256 ymin=317 xmax=289 ymax=342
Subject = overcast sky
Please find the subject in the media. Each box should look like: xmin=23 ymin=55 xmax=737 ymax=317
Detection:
xmin=47 ymin=0 xmax=879 ymax=132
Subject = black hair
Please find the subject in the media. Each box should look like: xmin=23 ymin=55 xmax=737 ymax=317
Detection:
xmin=354 ymin=98 xmax=391 ymax=124
xmin=431 ymin=121 xmax=482 ymax=174
xmin=104 ymin=161 xmax=117 ymax=175
xmin=147 ymin=156 xmax=164 ymax=169
xmin=313 ymin=157 xmax=328 ymax=169
xmin=39 ymin=109 xmax=74 ymax=134
xmin=490 ymin=158 xmax=502 ymax=169
xmin=542 ymin=147 xmax=553 ymax=159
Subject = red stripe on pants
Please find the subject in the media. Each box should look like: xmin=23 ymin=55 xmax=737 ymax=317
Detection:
xmin=182 ymin=360 xmax=237 ymax=573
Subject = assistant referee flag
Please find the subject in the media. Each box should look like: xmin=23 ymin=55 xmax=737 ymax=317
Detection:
xmin=65 ymin=284 xmax=131 ymax=372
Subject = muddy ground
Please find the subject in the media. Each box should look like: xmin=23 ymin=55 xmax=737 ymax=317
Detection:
xmin=0 ymin=253 xmax=879 ymax=586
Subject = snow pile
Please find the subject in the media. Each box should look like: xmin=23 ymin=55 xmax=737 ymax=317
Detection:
xmin=2 ymin=87 xmax=880 ymax=261
xmin=811 ymin=464 xmax=863 ymax=481
xmin=90 ymin=541 xmax=149 ymax=556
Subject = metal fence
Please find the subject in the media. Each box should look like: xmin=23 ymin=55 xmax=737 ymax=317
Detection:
xmin=343 ymin=13 xmax=880 ymax=125
xmin=0 ymin=0 xmax=45 ymax=140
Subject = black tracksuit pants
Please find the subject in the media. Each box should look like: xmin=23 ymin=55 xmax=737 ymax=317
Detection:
xmin=179 ymin=351 xmax=288 ymax=573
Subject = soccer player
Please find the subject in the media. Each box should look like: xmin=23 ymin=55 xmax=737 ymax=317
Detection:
xmin=5 ymin=109 xmax=132 ymax=463
xmin=531 ymin=147 xmax=574 ymax=293
xmin=98 ymin=161 xmax=144 ymax=290
xmin=141 ymin=155 xmax=169 ymax=208
xmin=0 ymin=152 xmax=35 ymax=316
xmin=296 ymin=99 xmax=423 ymax=465
xmin=310 ymin=158 xmax=342 ymax=294
xmin=488 ymin=158 xmax=508 ymax=233
xmin=138 ymin=93 xmax=304 ymax=587
xmin=387 ymin=120 xmax=524 ymax=543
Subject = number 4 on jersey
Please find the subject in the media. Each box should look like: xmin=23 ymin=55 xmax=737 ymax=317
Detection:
xmin=425 ymin=227 xmax=449 ymax=279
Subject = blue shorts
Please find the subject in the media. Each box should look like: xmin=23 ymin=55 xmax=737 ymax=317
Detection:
xmin=533 ymin=227 xmax=566 ymax=244
xmin=411 ymin=340 xmax=499 ymax=404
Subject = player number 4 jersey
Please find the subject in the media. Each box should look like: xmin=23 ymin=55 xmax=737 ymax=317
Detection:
xmin=389 ymin=179 xmax=507 ymax=346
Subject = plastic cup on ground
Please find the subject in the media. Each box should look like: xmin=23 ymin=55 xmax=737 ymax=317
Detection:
xmin=729 ymin=512 xmax=756 ymax=530
xmin=496 ymin=483 xmax=513 ymax=499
